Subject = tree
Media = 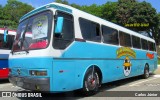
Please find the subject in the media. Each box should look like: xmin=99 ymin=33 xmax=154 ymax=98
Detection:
xmin=156 ymin=13 xmax=160 ymax=44
xmin=70 ymin=3 xmax=81 ymax=9
xmin=0 ymin=5 xmax=3 ymax=19
xmin=55 ymin=0 xmax=69 ymax=5
xmin=133 ymin=1 xmax=159 ymax=44
xmin=80 ymin=4 xmax=103 ymax=18
xmin=0 ymin=0 xmax=34 ymax=29
xmin=116 ymin=0 xmax=137 ymax=26
xmin=101 ymin=2 xmax=118 ymax=23
xmin=116 ymin=0 xmax=159 ymax=44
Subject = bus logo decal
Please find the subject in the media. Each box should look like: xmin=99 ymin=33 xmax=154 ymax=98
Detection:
xmin=116 ymin=47 xmax=136 ymax=77
xmin=116 ymin=47 xmax=136 ymax=59
xmin=123 ymin=56 xmax=132 ymax=76
xmin=146 ymin=52 xmax=154 ymax=59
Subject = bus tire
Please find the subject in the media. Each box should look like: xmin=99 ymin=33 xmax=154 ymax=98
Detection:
xmin=82 ymin=67 xmax=100 ymax=95
xmin=143 ymin=64 xmax=149 ymax=79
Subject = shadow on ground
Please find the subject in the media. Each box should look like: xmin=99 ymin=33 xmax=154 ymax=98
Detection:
xmin=16 ymin=75 xmax=147 ymax=100
xmin=0 ymin=79 xmax=9 ymax=84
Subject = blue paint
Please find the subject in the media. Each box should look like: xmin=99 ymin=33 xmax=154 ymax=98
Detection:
xmin=0 ymin=60 xmax=8 ymax=69
xmin=0 ymin=54 xmax=9 ymax=59
xmin=9 ymin=41 xmax=157 ymax=92
xmin=0 ymin=54 xmax=9 ymax=68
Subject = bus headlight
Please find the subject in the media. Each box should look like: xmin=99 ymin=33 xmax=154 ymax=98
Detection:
xmin=29 ymin=70 xmax=47 ymax=76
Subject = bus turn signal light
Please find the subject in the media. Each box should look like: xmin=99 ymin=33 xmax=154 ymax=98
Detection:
xmin=29 ymin=70 xmax=47 ymax=76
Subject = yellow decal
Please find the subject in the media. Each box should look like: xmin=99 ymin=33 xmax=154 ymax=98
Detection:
xmin=125 ymin=23 xmax=149 ymax=27
xmin=123 ymin=56 xmax=132 ymax=67
xmin=116 ymin=47 xmax=136 ymax=58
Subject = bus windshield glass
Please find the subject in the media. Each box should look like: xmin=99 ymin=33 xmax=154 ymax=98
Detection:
xmin=12 ymin=11 xmax=52 ymax=52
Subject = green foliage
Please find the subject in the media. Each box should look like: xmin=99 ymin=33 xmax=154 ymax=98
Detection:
xmin=101 ymin=2 xmax=118 ymax=23
xmin=1 ymin=0 xmax=160 ymax=44
xmin=80 ymin=4 xmax=103 ymax=18
xmin=0 ymin=0 xmax=34 ymax=29
xmin=157 ymin=13 xmax=160 ymax=44
xmin=70 ymin=3 xmax=81 ymax=9
xmin=55 ymin=0 xmax=160 ymax=44
xmin=116 ymin=0 xmax=137 ymax=26
xmin=116 ymin=0 xmax=159 ymax=43
xmin=55 ymin=0 xmax=69 ymax=5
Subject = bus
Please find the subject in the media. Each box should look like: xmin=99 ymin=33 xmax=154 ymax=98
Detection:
xmin=0 ymin=28 xmax=16 ymax=79
xmin=9 ymin=3 xmax=157 ymax=94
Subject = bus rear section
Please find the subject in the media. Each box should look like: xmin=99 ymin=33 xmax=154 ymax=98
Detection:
xmin=0 ymin=54 xmax=9 ymax=79
xmin=0 ymin=28 xmax=16 ymax=79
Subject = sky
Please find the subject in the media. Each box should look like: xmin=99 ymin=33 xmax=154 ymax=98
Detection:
xmin=0 ymin=0 xmax=160 ymax=13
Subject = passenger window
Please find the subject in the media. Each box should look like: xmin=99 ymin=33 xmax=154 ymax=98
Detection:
xmin=0 ymin=34 xmax=15 ymax=50
xmin=79 ymin=18 xmax=101 ymax=42
xmin=119 ymin=31 xmax=131 ymax=47
xmin=148 ymin=41 xmax=155 ymax=51
xmin=141 ymin=39 xmax=148 ymax=50
xmin=102 ymin=25 xmax=119 ymax=45
xmin=132 ymin=35 xmax=141 ymax=49
xmin=53 ymin=11 xmax=74 ymax=49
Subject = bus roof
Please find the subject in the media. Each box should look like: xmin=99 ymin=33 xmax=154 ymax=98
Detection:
xmin=20 ymin=2 xmax=155 ymax=43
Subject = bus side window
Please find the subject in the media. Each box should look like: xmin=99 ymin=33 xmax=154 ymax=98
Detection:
xmin=148 ymin=41 xmax=155 ymax=51
xmin=132 ymin=35 xmax=141 ymax=49
xmin=53 ymin=11 xmax=74 ymax=49
xmin=119 ymin=31 xmax=131 ymax=47
xmin=141 ymin=39 xmax=148 ymax=50
xmin=0 ymin=34 xmax=15 ymax=49
xmin=79 ymin=18 xmax=101 ymax=42
xmin=102 ymin=25 xmax=119 ymax=45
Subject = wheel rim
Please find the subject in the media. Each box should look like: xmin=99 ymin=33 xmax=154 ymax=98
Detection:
xmin=85 ymin=73 xmax=99 ymax=91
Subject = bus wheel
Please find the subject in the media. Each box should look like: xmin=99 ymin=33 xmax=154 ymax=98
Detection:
xmin=143 ymin=64 xmax=149 ymax=79
xmin=83 ymin=67 xmax=100 ymax=95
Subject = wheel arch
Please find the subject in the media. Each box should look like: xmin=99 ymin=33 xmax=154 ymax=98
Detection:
xmin=145 ymin=63 xmax=149 ymax=71
xmin=81 ymin=65 xmax=103 ymax=88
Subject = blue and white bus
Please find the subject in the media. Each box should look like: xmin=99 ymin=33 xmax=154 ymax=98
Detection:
xmin=9 ymin=3 xmax=157 ymax=94
xmin=0 ymin=28 xmax=16 ymax=79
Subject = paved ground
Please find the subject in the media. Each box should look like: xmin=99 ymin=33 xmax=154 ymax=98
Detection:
xmin=154 ymin=65 xmax=160 ymax=74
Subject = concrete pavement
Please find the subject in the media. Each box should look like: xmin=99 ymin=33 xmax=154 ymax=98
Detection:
xmin=154 ymin=65 xmax=160 ymax=74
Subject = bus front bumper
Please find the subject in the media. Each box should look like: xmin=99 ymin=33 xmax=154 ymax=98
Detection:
xmin=9 ymin=75 xmax=50 ymax=91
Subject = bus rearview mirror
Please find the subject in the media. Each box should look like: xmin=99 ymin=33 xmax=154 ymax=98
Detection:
xmin=54 ymin=17 xmax=64 ymax=34
xmin=4 ymin=29 xmax=8 ymax=43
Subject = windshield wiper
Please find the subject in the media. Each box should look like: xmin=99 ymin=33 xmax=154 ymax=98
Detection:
xmin=24 ymin=49 xmax=29 ymax=54
xmin=23 ymin=39 xmax=29 ymax=54
xmin=10 ymin=39 xmax=29 ymax=54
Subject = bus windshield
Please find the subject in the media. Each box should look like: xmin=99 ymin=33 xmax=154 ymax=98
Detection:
xmin=12 ymin=11 xmax=52 ymax=52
